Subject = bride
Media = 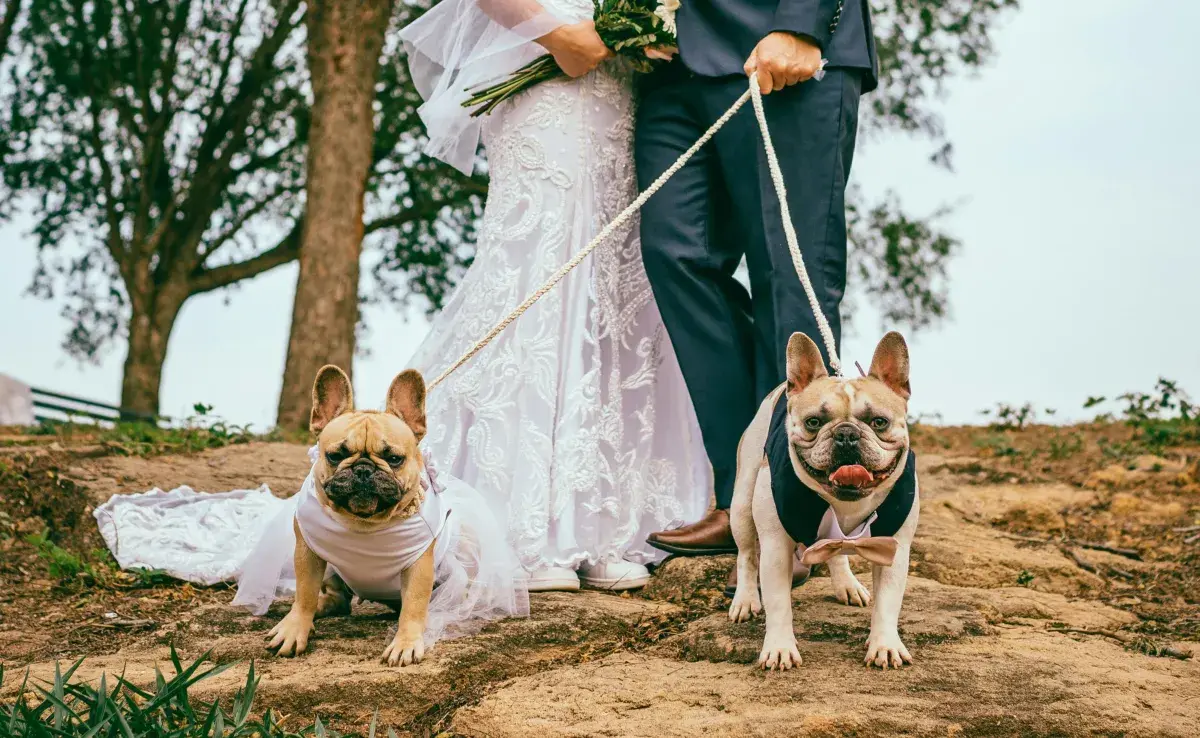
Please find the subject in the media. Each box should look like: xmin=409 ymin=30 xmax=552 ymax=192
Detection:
xmin=399 ymin=0 xmax=711 ymax=591
xmin=93 ymin=0 xmax=710 ymax=616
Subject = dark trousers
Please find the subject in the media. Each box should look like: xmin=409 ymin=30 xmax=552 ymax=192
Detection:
xmin=636 ymin=68 xmax=862 ymax=508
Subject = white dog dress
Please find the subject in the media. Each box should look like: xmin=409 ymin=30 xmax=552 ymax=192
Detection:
xmin=232 ymin=448 xmax=529 ymax=646
xmin=293 ymin=465 xmax=453 ymax=604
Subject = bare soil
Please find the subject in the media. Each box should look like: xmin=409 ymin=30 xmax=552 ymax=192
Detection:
xmin=1 ymin=422 xmax=1197 ymax=737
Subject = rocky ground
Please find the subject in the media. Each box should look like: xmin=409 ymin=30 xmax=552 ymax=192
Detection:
xmin=1 ymin=419 xmax=1198 ymax=736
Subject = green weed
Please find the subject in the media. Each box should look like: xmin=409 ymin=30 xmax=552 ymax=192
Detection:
xmin=0 ymin=648 xmax=392 ymax=737
xmin=24 ymin=529 xmax=98 ymax=583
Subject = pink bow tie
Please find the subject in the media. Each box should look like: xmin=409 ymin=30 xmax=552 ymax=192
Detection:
xmin=799 ymin=536 xmax=899 ymax=566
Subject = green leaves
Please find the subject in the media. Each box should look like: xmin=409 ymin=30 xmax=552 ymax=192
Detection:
xmin=846 ymin=187 xmax=959 ymax=332
xmin=0 ymin=0 xmax=309 ymax=363
xmin=0 ymin=648 xmax=363 ymax=737
xmin=845 ymin=1 xmax=1020 ymax=334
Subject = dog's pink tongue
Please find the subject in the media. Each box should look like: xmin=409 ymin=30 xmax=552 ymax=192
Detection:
xmin=829 ymin=464 xmax=874 ymax=488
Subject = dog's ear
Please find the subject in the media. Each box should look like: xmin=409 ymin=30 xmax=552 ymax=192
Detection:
xmin=869 ymin=331 xmax=911 ymax=400
xmin=786 ymin=332 xmax=828 ymax=395
xmin=386 ymin=369 xmax=427 ymax=441
xmin=311 ymin=365 xmax=354 ymax=433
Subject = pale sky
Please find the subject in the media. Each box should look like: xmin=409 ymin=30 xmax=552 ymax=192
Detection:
xmin=2 ymin=1 xmax=1197 ymax=429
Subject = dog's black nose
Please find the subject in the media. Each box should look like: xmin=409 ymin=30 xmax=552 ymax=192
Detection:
xmin=352 ymin=462 xmax=375 ymax=479
xmin=833 ymin=425 xmax=861 ymax=448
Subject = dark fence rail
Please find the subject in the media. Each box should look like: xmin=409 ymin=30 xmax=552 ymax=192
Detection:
xmin=30 ymin=387 xmax=161 ymax=426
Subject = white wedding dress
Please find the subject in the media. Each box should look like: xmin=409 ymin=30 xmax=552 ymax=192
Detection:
xmin=402 ymin=0 xmax=712 ymax=573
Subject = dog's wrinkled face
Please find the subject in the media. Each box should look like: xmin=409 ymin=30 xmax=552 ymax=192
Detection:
xmin=308 ymin=365 xmax=428 ymax=527
xmin=785 ymin=332 xmax=912 ymax=503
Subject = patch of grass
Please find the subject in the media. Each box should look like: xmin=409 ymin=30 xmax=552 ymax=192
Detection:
xmin=0 ymin=648 xmax=387 ymax=737
xmin=25 ymin=528 xmax=185 ymax=592
xmin=979 ymin=403 xmax=1039 ymax=430
xmin=972 ymin=433 xmax=1021 ymax=458
xmin=42 ymin=419 xmax=275 ymax=459
xmin=24 ymin=403 xmax=300 ymax=460
xmin=24 ymin=529 xmax=99 ymax=583
xmin=1085 ymin=378 xmax=1200 ymax=452
xmin=1017 ymin=570 xmax=1035 ymax=587
xmin=1045 ymin=432 xmax=1084 ymax=461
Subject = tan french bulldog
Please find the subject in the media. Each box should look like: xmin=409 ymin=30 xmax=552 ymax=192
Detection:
xmin=267 ymin=365 xmax=437 ymax=667
xmin=728 ymin=331 xmax=918 ymax=670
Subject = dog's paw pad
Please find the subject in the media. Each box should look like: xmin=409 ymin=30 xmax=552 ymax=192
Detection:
xmin=864 ymin=634 xmax=912 ymax=670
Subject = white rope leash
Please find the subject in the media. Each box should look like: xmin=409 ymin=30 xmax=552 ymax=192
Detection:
xmin=428 ymin=87 xmax=753 ymax=390
xmin=747 ymin=74 xmax=842 ymax=374
xmin=428 ymin=75 xmax=840 ymax=390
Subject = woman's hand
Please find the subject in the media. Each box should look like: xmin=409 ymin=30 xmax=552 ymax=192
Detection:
xmin=645 ymin=45 xmax=678 ymax=62
xmin=538 ymin=21 xmax=612 ymax=78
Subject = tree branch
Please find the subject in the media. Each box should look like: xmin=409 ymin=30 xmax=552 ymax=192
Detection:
xmin=71 ymin=4 xmax=128 ymax=280
xmin=133 ymin=0 xmax=192 ymax=255
xmin=209 ymin=0 xmax=254 ymax=115
xmin=0 ymin=0 xmax=22 ymax=64
xmin=174 ymin=0 xmax=304 ymax=274
xmin=364 ymin=187 xmax=484 ymax=236
xmin=188 ymin=224 xmax=302 ymax=295
xmin=200 ymin=182 xmax=302 ymax=262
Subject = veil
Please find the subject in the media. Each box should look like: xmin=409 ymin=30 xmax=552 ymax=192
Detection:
xmin=400 ymin=0 xmax=570 ymax=174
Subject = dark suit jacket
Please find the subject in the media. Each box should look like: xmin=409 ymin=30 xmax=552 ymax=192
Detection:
xmin=676 ymin=0 xmax=878 ymax=93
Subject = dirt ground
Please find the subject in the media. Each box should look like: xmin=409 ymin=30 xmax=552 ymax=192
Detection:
xmin=1 ymin=421 xmax=1198 ymax=736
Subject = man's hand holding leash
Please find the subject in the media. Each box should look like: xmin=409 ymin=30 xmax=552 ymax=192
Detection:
xmin=745 ymin=32 xmax=827 ymax=93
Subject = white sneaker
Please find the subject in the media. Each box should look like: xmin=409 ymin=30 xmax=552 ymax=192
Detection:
xmin=578 ymin=560 xmax=650 ymax=591
xmin=526 ymin=566 xmax=580 ymax=592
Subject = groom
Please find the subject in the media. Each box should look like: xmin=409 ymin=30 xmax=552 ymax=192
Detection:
xmin=637 ymin=0 xmax=878 ymax=586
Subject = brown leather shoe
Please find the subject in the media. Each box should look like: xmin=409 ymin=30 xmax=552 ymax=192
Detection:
xmin=723 ymin=559 xmax=811 ymax=598
xmin=646 ymin=509 xmax=737 ymax=556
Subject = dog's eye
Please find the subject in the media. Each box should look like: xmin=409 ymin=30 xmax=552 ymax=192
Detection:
xmin=871 ymin=417 xmax=890 ymax=431
xmin=325 ymin=451 xmax=347 ymax=466
xmin=804 ymin=417 xmax=822 ymax=431
xmin=384 ymin=453 xmax=406 ymax=467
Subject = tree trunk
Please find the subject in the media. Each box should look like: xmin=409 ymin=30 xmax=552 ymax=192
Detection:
xmin=119 ymin=287 xmax=186 ymax=421
xmin=275 ymin=0 xmax=395 ymax=430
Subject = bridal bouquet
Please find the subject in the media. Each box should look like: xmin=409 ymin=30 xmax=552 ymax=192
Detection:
xmin=462 ymin=0 xmax=680 ymax=117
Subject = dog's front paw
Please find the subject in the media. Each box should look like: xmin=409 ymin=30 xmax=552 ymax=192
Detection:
xmin=267 ymin=612 xmax=314 ymax=657
xmin=382 ymin=633 xmax=426 ymax=667
xmin=864 ymin=631 xmax=912 ymax=669
xmin=758 ymin=632 xmax=803 ymax=671
xmin=832 ymin=575 xmax=871 ymax=608
xmin=729 ymin=589 xmax=762 ymax=623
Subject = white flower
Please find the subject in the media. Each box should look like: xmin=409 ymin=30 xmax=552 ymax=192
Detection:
xmin=654 ymin=0 xmax=681 ymax=38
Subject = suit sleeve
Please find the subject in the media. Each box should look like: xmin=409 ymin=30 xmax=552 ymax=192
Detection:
xmin=772 ymin=0 xmax=842 ymax=49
